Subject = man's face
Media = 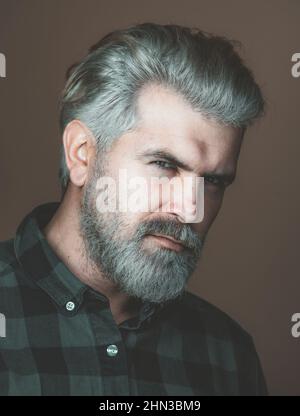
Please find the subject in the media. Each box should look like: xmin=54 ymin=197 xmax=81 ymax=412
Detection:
xmin=79 ymin=84 xmax=242 ymax=304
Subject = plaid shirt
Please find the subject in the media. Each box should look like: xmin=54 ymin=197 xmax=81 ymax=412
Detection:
xmin=0 ymin=202 xmax=268 ymax=396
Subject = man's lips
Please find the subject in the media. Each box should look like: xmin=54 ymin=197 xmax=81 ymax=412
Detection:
xmin=146 ymin=233 xmax=186 ymax=252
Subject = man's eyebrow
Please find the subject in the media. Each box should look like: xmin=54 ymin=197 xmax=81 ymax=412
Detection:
xmin=136 ymin=148 xmax=236 ymax=184
xmin=137 ymin=149 xmax=193 ymax=171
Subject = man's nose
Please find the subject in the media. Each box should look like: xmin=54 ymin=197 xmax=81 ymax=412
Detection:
xmin=161 ymin=177 xmax=204 ymax=223
xmin=168 ymin=194 xmax=197 ymax=223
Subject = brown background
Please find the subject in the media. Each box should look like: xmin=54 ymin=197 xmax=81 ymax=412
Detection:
xmin=0 ymin=0 xmax=299 ymax=395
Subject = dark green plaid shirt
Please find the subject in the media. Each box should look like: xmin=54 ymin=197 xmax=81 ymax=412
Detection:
xmin=0 ymin=202 xmax=268 ymax=396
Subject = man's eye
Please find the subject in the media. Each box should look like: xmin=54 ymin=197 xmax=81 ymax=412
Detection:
xmin=204 ymin=176 xmax=226 ymax=188
xmin=150 ymin=160 xmax=176 ymax=170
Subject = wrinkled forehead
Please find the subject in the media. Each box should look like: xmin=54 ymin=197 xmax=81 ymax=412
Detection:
xmin=130 ymin=83 xmax=243 ymax=173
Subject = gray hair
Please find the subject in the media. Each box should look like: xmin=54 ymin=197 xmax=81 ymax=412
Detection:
xmin=58 ymin=22 xmax=265 ymax=193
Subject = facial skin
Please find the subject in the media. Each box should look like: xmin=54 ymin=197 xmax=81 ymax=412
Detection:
xmin=44 ymin=83 xmax=243 ymax=325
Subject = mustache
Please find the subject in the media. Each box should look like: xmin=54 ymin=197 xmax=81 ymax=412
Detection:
xmin=133 ymin=218 xmax=203 ymax=253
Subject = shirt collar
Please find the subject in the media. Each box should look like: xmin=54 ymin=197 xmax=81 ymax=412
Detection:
xmin=13 ymin=202 xmax=167 ymax=328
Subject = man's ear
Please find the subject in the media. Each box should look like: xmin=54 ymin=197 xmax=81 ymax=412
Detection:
xmin=62 ymin=120 xmax=95 ymax=187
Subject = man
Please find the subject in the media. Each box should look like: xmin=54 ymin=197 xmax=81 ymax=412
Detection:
xmin=0 ymin=22 xmax=268 ymax=395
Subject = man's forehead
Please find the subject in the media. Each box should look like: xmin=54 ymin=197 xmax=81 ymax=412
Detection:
xmin=134 ymin=86 xmax=241 ymax=148
xmin=110 ymin=83 xmax=243 ymax=171
xmin=136 ymin=83 xmax=211 ymax=134
xmin=135 ymin=83 xmax=240 ymax=137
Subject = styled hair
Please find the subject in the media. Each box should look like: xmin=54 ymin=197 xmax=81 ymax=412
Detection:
xmin=58 ymin=22 xmax=265 ymax=193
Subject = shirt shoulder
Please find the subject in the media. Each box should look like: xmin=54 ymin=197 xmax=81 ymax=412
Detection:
xmin=167 ymin=290 xmax=268 ymax=395
xmin=0 ymin=237 xmax=35 ymax=297
xmin=0 ymin=238 xmax=18 ymax=281
xmin=179 ymin=290 xmax=252 ymax=343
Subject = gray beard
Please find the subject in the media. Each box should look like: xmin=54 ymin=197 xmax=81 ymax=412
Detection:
xmin=79 ymin=160 xmax=204 ymax=304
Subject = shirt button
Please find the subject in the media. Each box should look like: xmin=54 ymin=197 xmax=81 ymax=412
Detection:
xmin=65 ymin=301 xmax=75 ymax=311
xmin=106 ymin=344 xmax=118 ymax=357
